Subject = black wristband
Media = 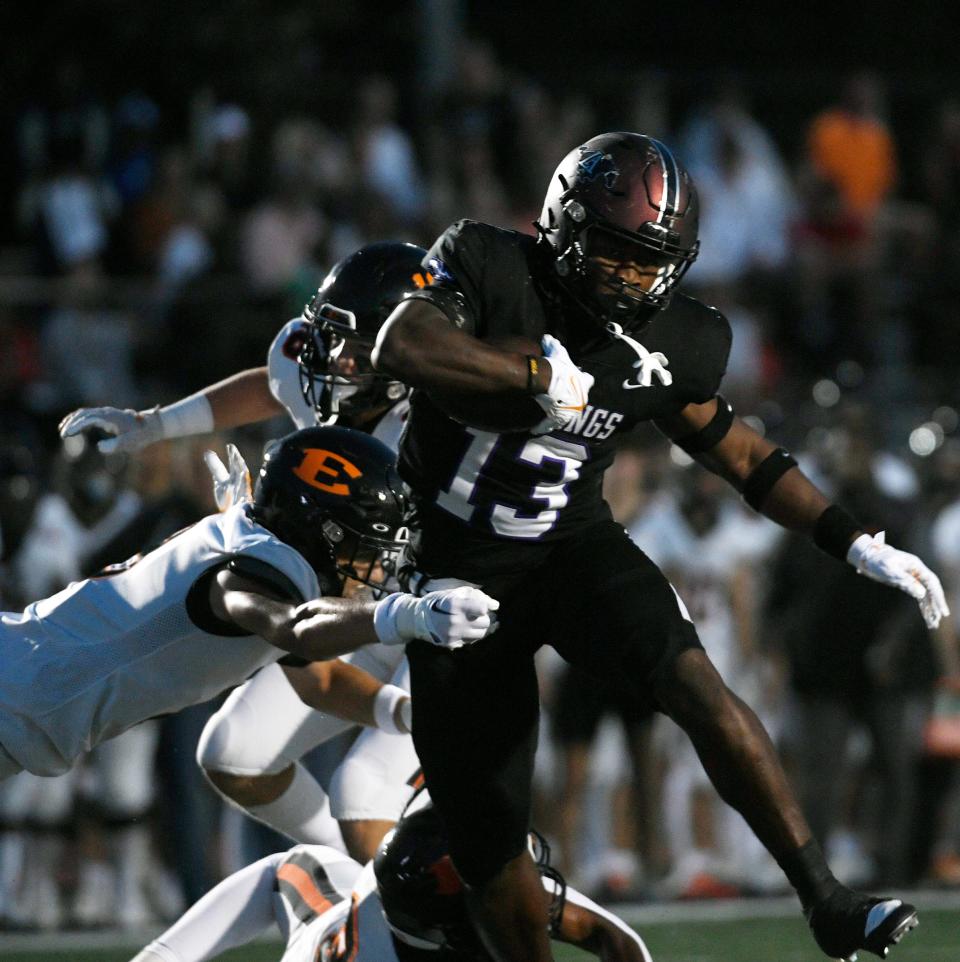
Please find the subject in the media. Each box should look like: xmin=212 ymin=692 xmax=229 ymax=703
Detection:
xmin=674 ymin=395 xmax=734 ymax=454
xmin=813 ymin=504 xmax=863 ymax=561
xmin=741 ymin=448 xmax=798 ymax=511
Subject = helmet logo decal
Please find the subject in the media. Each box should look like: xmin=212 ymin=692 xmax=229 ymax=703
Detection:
xmin=411 ymin=270 xmax=434 ymax=289
xmin=427 ymin=257 xmax=455 ymax=286
xmin=293 ymin=448 xmax=363 ymax=496
xmin=577 ymin=148 xmax=620 ymax=190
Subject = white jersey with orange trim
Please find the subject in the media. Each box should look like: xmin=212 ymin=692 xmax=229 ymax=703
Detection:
xmin=133 ymin=824 xmax=653 ymax=962
xmin=273 ymin=845 xmax=397 ymax=962
xmin=266 ymin=318 xmax=411 ymax=447
xmin=0 ymin=503 xmax=319 ymax=777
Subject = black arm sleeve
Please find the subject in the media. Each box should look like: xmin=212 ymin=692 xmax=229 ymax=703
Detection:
xmin=673 ymin=396 xmax=735 ymax=453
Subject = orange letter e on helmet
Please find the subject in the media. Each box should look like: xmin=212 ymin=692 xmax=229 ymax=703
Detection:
xmin=293 ymin=448 xmax=363 ymax=496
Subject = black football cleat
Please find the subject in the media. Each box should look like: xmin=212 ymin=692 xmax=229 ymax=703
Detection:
xmin=806 ymin=888 xmax=918 ymax=961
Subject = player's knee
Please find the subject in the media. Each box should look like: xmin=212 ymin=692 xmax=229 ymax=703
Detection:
xmin=205 ymin=766 xmax=294 ymax=808
xmin=195 ymin=714 xmax=227 ymax=772
xmin=653 ymin=648 xmax=737 ymax=726
xmin=196 ymin=706 xmax=288 ymax=777
xmin=338 ymin=818 xmax=395 ymax=863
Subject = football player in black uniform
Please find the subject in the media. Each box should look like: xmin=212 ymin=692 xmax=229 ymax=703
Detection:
xmin=370 ymin=132 xmax=948 ymax=962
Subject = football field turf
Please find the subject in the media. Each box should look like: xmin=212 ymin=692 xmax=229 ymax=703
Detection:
xmin=2 ymin=902 xmax=956 ymax=962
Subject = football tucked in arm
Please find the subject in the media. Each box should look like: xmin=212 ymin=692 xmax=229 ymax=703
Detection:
xmin=428 ymin=335 xmax=546 ymax=433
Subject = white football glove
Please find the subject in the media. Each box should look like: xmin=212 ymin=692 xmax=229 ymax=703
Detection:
xmin=532 ymin=334 xmax=594 ymax=435
xmin=374 ymin=586 xmax=500 ymax=649
xmin=204 ymin=444 xmax=253 ymax=512
xmin=59 ymin=405 xmax=164 ymax=454
xmin=847 ymin=531 xmax=950 ymax=629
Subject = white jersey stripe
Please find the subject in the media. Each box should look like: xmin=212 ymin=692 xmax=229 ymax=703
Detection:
xmin=650 ymin=137 xmax=681 ymax=219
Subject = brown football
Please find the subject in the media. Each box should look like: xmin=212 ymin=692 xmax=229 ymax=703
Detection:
xmin=428 ymin=334 xmax=546 ymax=433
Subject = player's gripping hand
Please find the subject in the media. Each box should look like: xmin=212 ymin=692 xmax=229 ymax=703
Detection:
xmin=848 ymin=531 xmax=950 ymax=629
xmin=204 ymin=444 xmax=253 ymax=511
xmin=532 ymin=334 xmax=594 ymax=435
xmin=59 ymin=406 xmax=163 ymax=454
xmin=374 ymin=586 xmax=500 ymax=649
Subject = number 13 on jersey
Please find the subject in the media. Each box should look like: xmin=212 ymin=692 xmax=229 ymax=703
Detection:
xmin=436 ymin=429 xmax=589 ymax=539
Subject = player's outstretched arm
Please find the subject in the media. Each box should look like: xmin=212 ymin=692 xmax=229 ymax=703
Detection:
xmin=211 ymin=570 xmax=501 ymax=659
xmin=59 ymin=367 xmax=284 ymax=454
xmin=657 ymin=397 xmax=949 ymax=628
xmin=286 ymin=659 xmax=412 ymax=734
xmin=129 ymin=852 xmax=285 ymax=962
xmin=553 ymin=883 xmax=652 ymax=962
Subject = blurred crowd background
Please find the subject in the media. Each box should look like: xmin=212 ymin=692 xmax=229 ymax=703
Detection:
xmin=2 ymin=0 xmax=960 ymax=933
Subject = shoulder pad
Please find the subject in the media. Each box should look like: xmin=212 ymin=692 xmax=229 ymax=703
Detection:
xmin=226 ymin=556 xmax=305 ymax=603
xmin=402 ymin=289 xmax=473 ymax=331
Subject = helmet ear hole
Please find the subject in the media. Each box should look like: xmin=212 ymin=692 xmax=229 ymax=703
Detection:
xmin=322 ymin=519 xmax=344 ymax=543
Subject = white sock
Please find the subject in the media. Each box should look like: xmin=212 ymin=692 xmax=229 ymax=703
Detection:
xmin=115 ymin=823 xmax=150 ymax=891
xmin=246 ymin=763 xmax=345 ymax=850
xmin=0 ymin=831 xmax=25 ymax=915
xmin=115 ymin=824 xmax=153 ymax=924
xmin=663 ymin=764 xmax=694 ymax=876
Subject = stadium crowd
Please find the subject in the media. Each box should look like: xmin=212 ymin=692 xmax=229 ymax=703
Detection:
xmin=1 ymin=32 xmax=960 ymax=932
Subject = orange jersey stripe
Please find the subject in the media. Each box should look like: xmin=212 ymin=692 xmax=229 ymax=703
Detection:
xmin=277 ymin=862 xmax=334 ymax=917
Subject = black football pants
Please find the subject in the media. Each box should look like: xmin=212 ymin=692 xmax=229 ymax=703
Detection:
xmin=406 ymin=518 xmax=702 ymax=884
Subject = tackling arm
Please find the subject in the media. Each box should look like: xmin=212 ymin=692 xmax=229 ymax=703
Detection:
xmin=59 ymin=367 xmax=284 ymax=454
xmin=209 ymin=570 xmax=502 ymax=658
xmin=211 ymin=569 xmax=381 ymax=661
xmin=285 ymin=660 xmax=412 ymax=734
xmin=195 ymin=367 xmax=286 ymax=428
xmin=553 ymin=882 xmax=652 ymax=962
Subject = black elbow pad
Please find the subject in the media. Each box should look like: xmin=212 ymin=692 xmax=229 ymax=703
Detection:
xmin=674 ymin=396 xmax=735 ymax=454
xmin=741 ymin=448 xmax=798 ymax=511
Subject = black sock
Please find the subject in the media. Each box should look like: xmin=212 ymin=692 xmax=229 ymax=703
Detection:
xmin=776 ymin=838 xmax=839 ymax=910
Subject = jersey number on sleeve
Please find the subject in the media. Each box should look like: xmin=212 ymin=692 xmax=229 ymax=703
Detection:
xmin=436 ymin=429 xmax=588 ymax=539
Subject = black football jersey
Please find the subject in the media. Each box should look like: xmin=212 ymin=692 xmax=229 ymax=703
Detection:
xmin=398 ymin=219 xmax=731 ymax=575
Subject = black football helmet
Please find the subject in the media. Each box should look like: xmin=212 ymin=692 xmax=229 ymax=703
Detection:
xmin=250 ymin=426 xmax=408 ymax=596
xmin=298 ymin=241 xmax=429 ymax=425
xmin=374 ymin=805 xmax=566 ymax=960
xmin=536 ymin=131 xmax=700 ymax=329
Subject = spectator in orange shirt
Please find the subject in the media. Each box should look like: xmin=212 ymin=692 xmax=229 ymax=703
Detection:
xmin=792 ymin=73 xmax=898 ymax=369
xmin=807 ymin=72 xmax=897 ymax=227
